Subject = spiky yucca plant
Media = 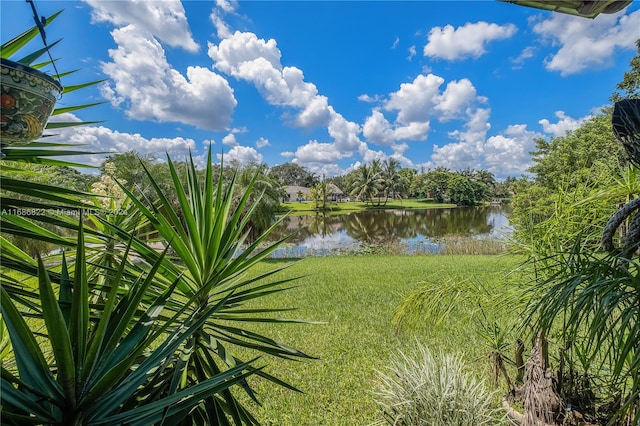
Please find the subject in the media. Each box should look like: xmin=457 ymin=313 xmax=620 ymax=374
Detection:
xmin=118 ymin=150 xmax=313 ymax=424
xmin=1 ymin=221 xmax=259 ymax=425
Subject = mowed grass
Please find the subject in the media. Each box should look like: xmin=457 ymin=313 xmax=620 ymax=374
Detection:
xmin=236 ymin=254 xmax=526 ymax=426
xmin=279 ymin=199 xmax=455 ymax=215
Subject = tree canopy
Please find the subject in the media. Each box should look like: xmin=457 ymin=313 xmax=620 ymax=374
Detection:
xmin=510 ymin=40 xmax=640 ymax=251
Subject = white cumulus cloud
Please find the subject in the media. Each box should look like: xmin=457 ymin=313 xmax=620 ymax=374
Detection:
xmin=424 ymin=21 xmax=517 ymax=61
xmin=363 ymin=110 xmax=395 ymax=145
xmin=385 ymin=74 xmax=444 ymax=123
xmin=430 ymin=107 xmax=491 ymax=171
xmin=46 ymin=113 xmax=197 ymax=167
xmin=363 ymin=109 xmax=430 ymax=145
xmin=294 ymin=140 xmax=344 ymax=164
xmin=435 ymin=78 xmax=479 ymax=120
xmin=220 ymin=145 xmax=263 ymax=166
xmin=485 ymin=124 xmax=542 ymax=176
xmin=256 ymin=137 xmax=271 ymax=148
xmin=85 ymin=0 xmax=199 ymax=52
xmin=222 ymin=133 xmax=238 ymax=146
xmin=100 ymin=25 xmax=236 ymax=131
xmin=208 ymin=29 xmax=364 ymax=171
xmin=539 ymin=111 xmax=589 ymax=136
xmin=532 ymin=8 xmax=640 ymax=75
xmin=363 ymin=73 xmax=486 ymax=148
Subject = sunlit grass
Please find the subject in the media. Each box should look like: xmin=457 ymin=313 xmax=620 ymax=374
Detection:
xmin=2 ymin=254 xmax=524 ymax=425
xmin=438 ymin=236 xmax=510 ymax=255
xmin=235 ymin=254 xmax=525 ymax=425
xmin=279 ymin=198 xmax=455 ymax=215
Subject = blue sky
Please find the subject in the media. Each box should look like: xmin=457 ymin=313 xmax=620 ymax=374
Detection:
xmin=2 ymin=0 xmax=639 ymax=179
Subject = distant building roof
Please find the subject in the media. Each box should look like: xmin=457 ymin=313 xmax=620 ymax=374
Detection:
xmin=284 ymin=186 xmax=311 ymax=200
xmin=327 ymin=183 xmax=344 ymax=196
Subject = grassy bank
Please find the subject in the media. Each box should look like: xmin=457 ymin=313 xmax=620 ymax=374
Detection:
xmin=237 ymin=254 xmax=526 ymax=425
xmin=279 ymin=198 xmax=456 ymax=215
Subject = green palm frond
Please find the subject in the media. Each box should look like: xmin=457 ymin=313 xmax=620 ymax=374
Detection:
xmin=526 ymin=239 xmax=640 ymax=424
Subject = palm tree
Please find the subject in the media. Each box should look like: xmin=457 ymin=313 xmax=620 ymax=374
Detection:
xmin=350 ymin=163 xmax=382 ymax=204
xmin=381 ymin=158 xmax=407 ymax=205
xmin=234 ymin=162 xmax=282 ymax=241
xmin=312 ymin=181 xmax=328 ymax=211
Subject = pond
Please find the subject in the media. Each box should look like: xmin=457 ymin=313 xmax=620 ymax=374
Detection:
xmin=264 ymin=205 xmax=513 ymax=257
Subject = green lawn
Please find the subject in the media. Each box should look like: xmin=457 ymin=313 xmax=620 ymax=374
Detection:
xmin=279 ymin=199 xmax=456 ymax=215
xmin=237 ymin=254 xmax=526 ymax=425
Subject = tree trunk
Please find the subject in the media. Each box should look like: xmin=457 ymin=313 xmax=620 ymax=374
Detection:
xmin=522 ymin=332 xmax=562 ymax=426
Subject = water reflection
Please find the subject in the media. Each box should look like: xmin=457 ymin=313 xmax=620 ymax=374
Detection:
xmin=267 ymin=206 xmax=512 ymax=257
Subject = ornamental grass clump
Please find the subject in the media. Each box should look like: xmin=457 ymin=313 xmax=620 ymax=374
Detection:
xmin=373 ymin=343 xmax=503 ymax=426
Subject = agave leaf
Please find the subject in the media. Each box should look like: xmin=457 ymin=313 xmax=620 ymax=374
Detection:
xmin=83 ymin=238 xmax=133 ymax=378
xmin=0 ymin=320 xmax=13 ymax=363
xmin=0 ymin=10 xmax=62 ymax=58
xmin=197 ymin=338 xmax=256 ymax=423
xmin=69 ymin=214 xmax=89 ymax=379
xmin=58 ymin=252 xmax=72 ymax=326
xmin=16 ymin=39 xmax=62 ymax=65
xmin=0 ymin=378 xmax=57 ymax=423
xmin=0 ymin=235 xmax=35 ymax=264
xmin=165 ymin=155 xmax=204 ymax=271
xmin=45 ymin=120 xmax=104 ymax=129
xmin=51 ymin=68 xmax=79 ymax=79
xmin=147 ymin=158 xmax=191 ymax=242
xmin=89 ymin=289 xmax=238 ymax=417
xmin=62 ymin=79 xmax=108 ymax=94
xmin=93 ymin=215 xmax=185 ymax=287
xmin=118 ymin=180 xmax=200 ymax=277
xmin=0 ymin=199 xmax=85 ymax=222
xmin=0 ymin=155 xmax=98 ymax=169
xmin=10 ymin=141 xmax=86 ymax=148
xmin=1 ymin=214 xmax=74 ymax=245
xmin=210 ymin=324 xmax=312 ymax=359
xmin=52 ymin=102 xmax=107 ymax=116
xmin=1 ymin=175 xmax=92 ymax=197
xmin=96 ymin=247 xmax=172 ymax=372
xmin=0 ymin=149 xmax=99 ymax=158
xmin=37 ymin=256 xmax=75 ymax=400
xmin=167 ymin=334 xmax=195 ymax=394
xmin=0 ymin=286 xmax=61 ymax=400
xmin=1 ymin=190 xmax=85 ymax=208
xmin=30 ymin=58 xmax=63 ymax=71
xmin=0 ymin=165 xmax=38 ymax=174
xmin=96 ymin=363 xmax=259 ymax=425
xmin=0 ymin=224 xmax=71 ymax=250
xmin=118 ymin=150 xmax=311 ymax=423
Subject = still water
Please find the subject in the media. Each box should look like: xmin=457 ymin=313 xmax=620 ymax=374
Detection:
xmin=265 ymin=205 xmax=513 ymax=257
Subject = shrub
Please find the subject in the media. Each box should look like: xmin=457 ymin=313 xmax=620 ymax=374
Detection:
xmin=373 ymin=343 xmax=503 ymax=426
